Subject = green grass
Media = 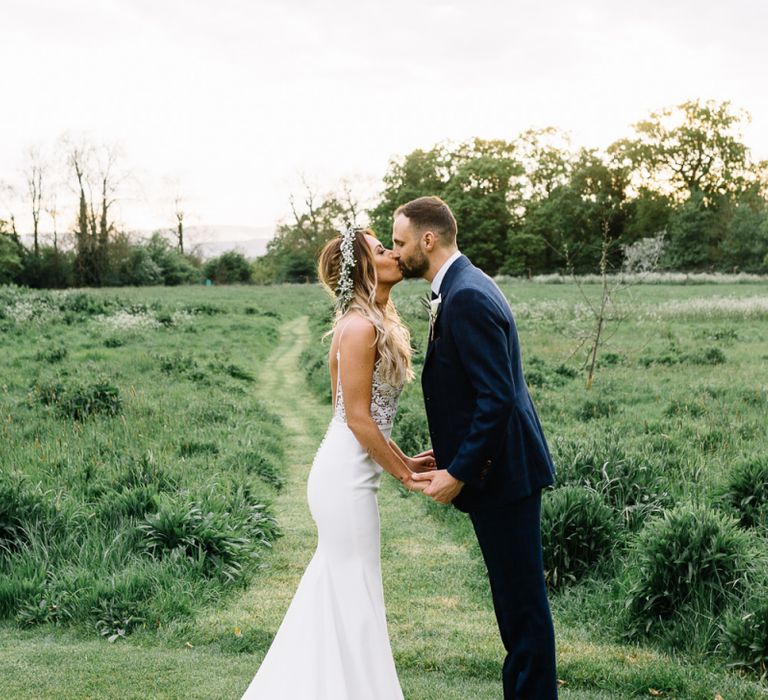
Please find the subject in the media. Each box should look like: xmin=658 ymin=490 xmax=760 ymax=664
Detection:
xmin=1 ymin=280 xmax=767 ymax=698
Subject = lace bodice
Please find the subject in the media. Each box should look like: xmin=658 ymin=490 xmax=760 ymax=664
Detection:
xmin=333 ymin=351 xmax=403 ymax=429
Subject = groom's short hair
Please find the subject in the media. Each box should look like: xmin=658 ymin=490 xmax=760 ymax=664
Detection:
xmin=395 ymin=196 xmax=457 ymax=246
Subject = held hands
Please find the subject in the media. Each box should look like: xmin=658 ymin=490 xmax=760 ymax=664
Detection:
xmin=407 ymin=450 xmax=437 ymax=473
xmin=400 ymin=448 xmax=465 ymax=503
xmin=411 ymin=469 xmax=464 ymax=504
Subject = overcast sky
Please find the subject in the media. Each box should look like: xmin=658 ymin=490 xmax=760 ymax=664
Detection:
xmin=3 ymin=0 xmax=767 ymax=237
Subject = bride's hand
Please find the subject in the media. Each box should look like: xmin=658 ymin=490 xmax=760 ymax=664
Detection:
xmin=407 ymin=454 xmax=437 ymax=473
xmin=404 ymin=474 xmax=429 ymax=492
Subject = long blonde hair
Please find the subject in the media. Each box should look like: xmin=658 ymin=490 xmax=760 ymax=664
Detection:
xmin=318 ymin=228 xmax=413 ymax=387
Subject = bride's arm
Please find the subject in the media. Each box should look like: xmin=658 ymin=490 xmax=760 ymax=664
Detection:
xmin=338 ymin=317 xmax=424 ymax=492
xmin=388 ymin=439 xmax=437 ymax=473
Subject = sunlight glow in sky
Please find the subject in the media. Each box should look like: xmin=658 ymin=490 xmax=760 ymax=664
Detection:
xmin=2 ymin=0 xmax=767 ymax=238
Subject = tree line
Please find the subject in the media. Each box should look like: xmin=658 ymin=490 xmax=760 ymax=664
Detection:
xmin=259 ymin=99 xmax=768 ymax=282
xmin=2 ymin=99 xmax=767 ymax=289
xmin=0 ymin=135 xmax=252 ymax=287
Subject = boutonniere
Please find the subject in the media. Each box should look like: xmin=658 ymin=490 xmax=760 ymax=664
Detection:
xmin=420 ymin=293 xmax=442 ymax=341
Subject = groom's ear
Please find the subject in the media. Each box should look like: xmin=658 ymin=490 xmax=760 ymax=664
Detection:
xmin=422 ymin=230 xmax=437 ymax=251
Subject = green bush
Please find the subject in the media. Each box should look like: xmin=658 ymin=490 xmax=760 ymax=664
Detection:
xmin=553 ymin=433 xmax=672 ymax=529
xmin=139 ymin=486 xmax=280 ymax=582
xmin=723 ymin=597 xmax=768 ymax=680
xmin=227 ymin=450 xmax=284 ymax=491
xmin=31 ymin=376 xmax=122 ymax=420
xmin=203 ymin=251 xmax=253 ymax=284
xmin=541 ymin=485 xmax=617 ymax=589
xmin=722 ymin=456 xmax=768 ymax=529
xmin=35 ymin=344 xmax=68 ymax=363
xmin=622 ymin=504 xmax=753 ymax=646
xmin=688 ymin=346 xmax=726 ymax=365
xmin=0 ymin=479 xmax=49 ymax=554
xmin=575 ymin=396 xmax=618 ymax=421
xmin=525 ymin=356 xmax=578 ymax=389
xmin=391 ymin=396 xmax=431 ymax=456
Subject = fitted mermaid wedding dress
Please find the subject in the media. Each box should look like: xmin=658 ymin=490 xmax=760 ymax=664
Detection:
xmin=241 ymin=349 xmax=405 ymax=700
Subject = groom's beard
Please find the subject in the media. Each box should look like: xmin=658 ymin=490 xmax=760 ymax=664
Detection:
xmin=398 ymin=252 xmax=429 ymax=279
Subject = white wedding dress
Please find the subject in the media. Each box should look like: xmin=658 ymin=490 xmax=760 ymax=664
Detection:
xmin=241 ymin=346 xmax=405 ymax=699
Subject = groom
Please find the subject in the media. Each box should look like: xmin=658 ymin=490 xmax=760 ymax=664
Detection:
xmin=391 ymin=196 xmax=558 ymax=699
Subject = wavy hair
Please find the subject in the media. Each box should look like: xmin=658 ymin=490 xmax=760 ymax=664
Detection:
xmin=318 ymin=228 xmax=413 ymax=387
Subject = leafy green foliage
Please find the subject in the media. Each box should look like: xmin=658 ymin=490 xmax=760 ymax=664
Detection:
xmin=724 ymin=597 xmax=768 ymax=680
xmin=622 ymin=504 xmax=753 ymax=646
xmin=541 ymin=486 xmax=617 ymax=589
xmin=722 ymin=457 xmax=768 ymax=529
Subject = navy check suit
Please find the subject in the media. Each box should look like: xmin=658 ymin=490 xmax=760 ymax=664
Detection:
xmin=421 ymin=255 xmax=558 ymax=699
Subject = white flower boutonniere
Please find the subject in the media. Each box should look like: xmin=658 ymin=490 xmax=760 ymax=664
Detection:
xmin=421 ymin=293 xmax=442 ymax=341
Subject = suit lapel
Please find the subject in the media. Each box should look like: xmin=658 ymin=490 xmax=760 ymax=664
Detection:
xmin=423 ymin=256 xmax=471 ymax=369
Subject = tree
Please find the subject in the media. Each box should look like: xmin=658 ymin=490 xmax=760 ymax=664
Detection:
xmin=719 ymin=203 xmax=768 ymax=271
xmin=62 ymin=135 xmax=125 ymax=286
xmin=610 ymin=99 xmax=755 ymax=204
xmin=24 ymin=147 xmax=45 ymax=256
xmin=513 ymin=127 xmax=577 ymax=203
xmin=442 ymin=139 xmax=523 ymax=274
xmin=173 ymin=194 xmax=185 ymax=254
xmin=0 ymin=220 xmax=23 ymax=283
xmin=506 ymin=149 xmax=628 ymax=274
xmin=203 ymin=251 xmax=253 ymax=284
xmin=663 ymin=191 xmax=717 ymax=269
xmin=256 ymin=179 xmax=360 ymax=283
xmin=368 ymin=146 xmax=448 ymax=245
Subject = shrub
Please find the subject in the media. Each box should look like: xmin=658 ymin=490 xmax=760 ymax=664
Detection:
xmin=0 ymin=479 xmax=49 ymax=554
xmin=552 ymin=432 xmax=673 ymax=530
xmin=664 ymin=397 xmax=707 ymax=418
xmin=391 ymin=398 xmax=431 ymax=456
xmin=541 ymin=486 xmax=617 ymax=589
xmin=31 ymin=376 xmax=122 ymax=420
xmin=203 ymin=251 xmax=253 ymax=284
xmin=178 ymin=440 xmax=220 ymax=457
xmin=688 ymin=346 xmax=726 ymax=365
xmin=35 ymin=344 xmax=68 ymax=363
xmin=723 ymin=597 xmax=768 ymax=680
xmin=575 ymin=396 xmax=618 ymax=421
xmin=228 ymin=450 xmax=284 ymax=491
xmin=154 ymin=352 xmax=207 ymax=381
xmin=139 ymin=486 xmax=279 ymax=582
xmin=525 ymin=356 xmax=578 ymax=389
xmin=623 ymin=504 xmax=752 ymax=645
xmin=58 ymin=378 xmax=122 ymax=420
xmin=722 ymin=456 xmax=768 ymax=529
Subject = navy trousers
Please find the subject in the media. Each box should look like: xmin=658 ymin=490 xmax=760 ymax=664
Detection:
xmin=469 ymin=489 xmax=558 ymax=699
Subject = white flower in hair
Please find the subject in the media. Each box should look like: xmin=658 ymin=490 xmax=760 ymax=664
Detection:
xmin=336 ymin=226 xmax=363 ymax=312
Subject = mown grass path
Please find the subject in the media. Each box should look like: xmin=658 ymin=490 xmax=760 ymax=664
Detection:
xmin=1 ymin=315 xmax=764 ymax=699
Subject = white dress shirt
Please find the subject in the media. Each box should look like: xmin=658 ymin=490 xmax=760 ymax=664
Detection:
xmin=430 ymin=250 xmax=462 ymax=297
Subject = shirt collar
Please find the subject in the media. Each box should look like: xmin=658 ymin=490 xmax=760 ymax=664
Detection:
xmin=431 ymin=250 xmax=462 ymax=296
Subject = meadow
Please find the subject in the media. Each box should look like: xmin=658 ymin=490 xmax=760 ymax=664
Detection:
xmin=1 ymin=278 xmax=767 ymax=699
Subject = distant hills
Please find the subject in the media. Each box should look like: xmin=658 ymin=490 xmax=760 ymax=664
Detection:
xmin=183 ymin=225 xmax=276 ymax=260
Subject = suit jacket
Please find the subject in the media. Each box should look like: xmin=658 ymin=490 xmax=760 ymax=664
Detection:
xmin=421 ymin=255 xmax=556 ymax=512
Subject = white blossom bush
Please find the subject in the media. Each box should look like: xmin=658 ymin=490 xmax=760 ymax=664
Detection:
xmin=94 ymin=311 xmax=162 ymax=332
xmin=655 ymin=296 xmax=768 ymax=320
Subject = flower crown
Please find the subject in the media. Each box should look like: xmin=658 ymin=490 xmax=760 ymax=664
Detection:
xmin=336 ymin=225 xmax=364 ymax=312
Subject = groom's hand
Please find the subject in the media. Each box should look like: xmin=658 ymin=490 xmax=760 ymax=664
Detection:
xmin=411 ymin=469 xmax=463 ymax=504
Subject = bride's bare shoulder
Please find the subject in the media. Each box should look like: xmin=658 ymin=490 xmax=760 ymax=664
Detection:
xmin=335 ymin=312 xmax=376 ymax=349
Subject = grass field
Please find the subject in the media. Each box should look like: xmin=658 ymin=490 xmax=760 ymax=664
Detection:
xmin=1 ymin=279 xmax=767 ymax=699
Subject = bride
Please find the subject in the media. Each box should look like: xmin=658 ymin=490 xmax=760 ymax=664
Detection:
xmin=241 ymin=226 xmax=435 ymax=699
